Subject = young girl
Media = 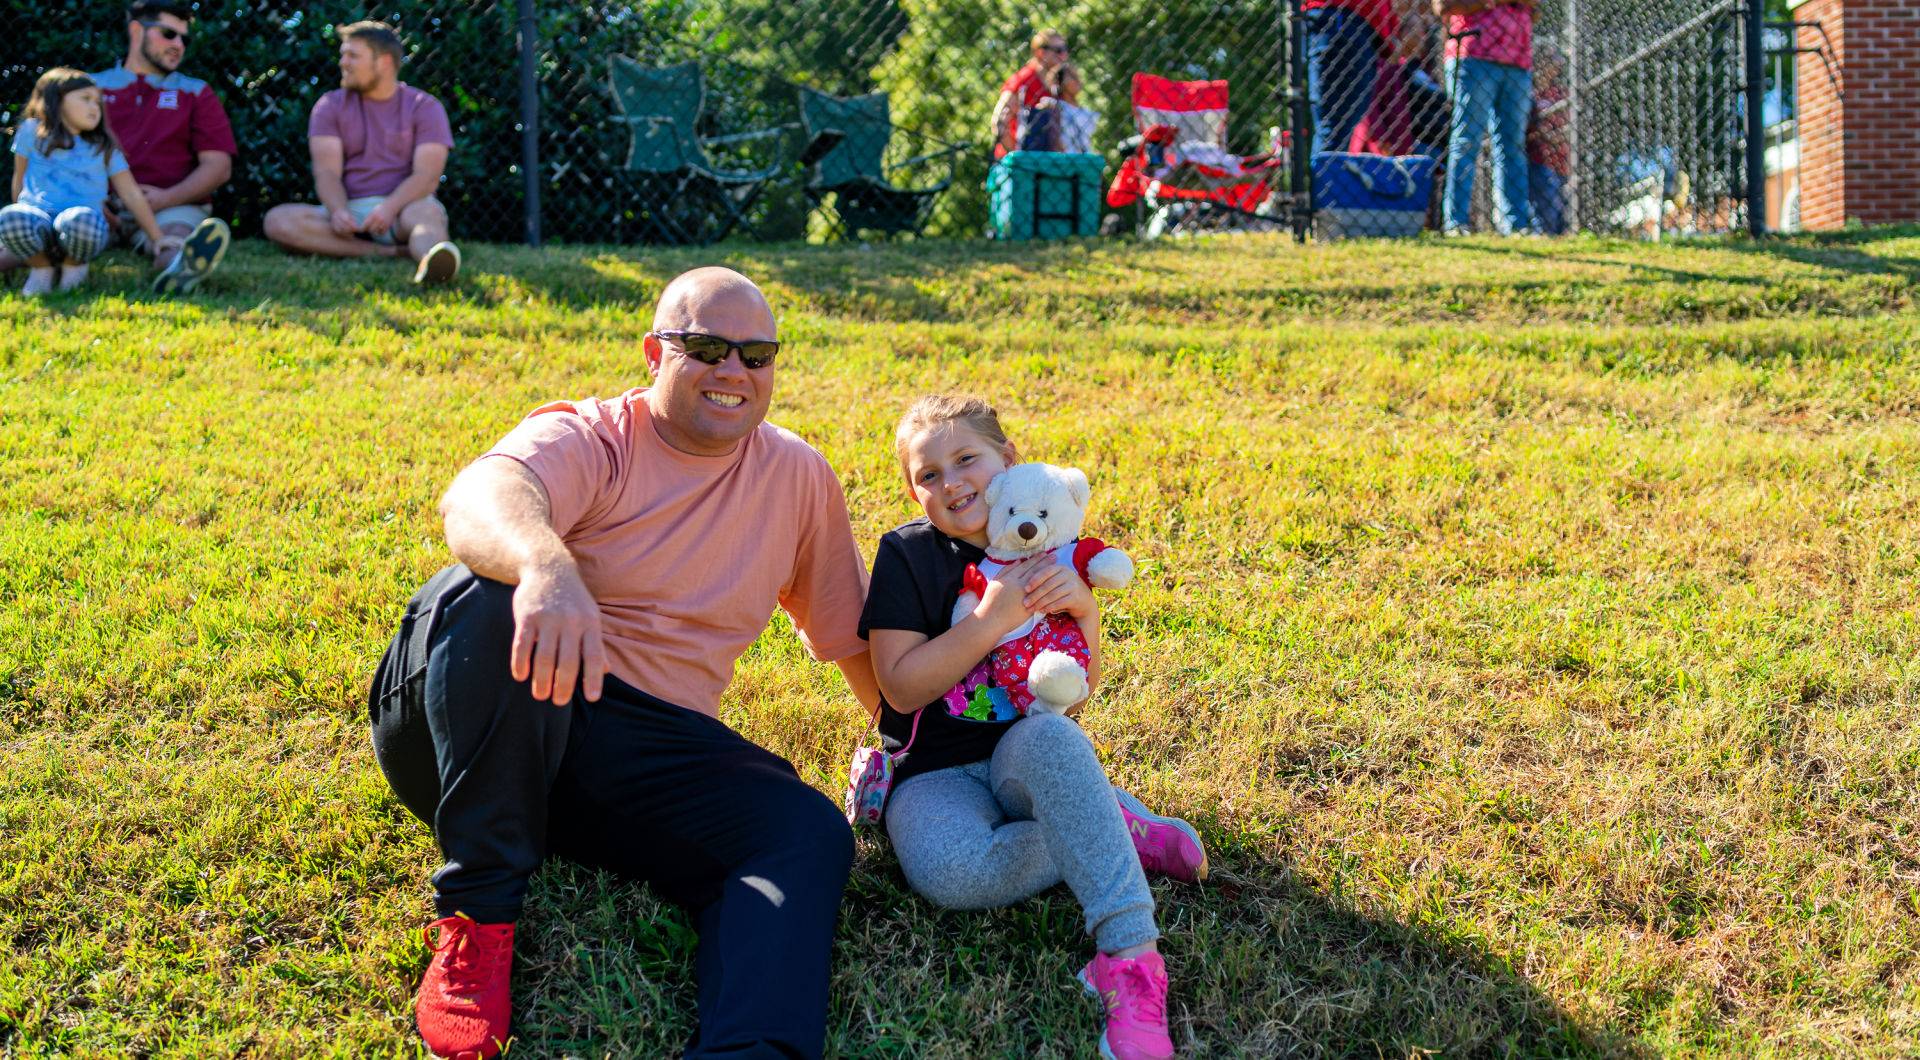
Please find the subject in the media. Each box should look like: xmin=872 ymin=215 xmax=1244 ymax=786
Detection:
xmin=4 ymin=68 xmax=169 ymax=296
xmin=861 ymin=395 xmax=1208 ymax=1060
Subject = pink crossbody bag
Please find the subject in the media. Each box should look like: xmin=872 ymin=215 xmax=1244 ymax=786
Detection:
xmin=844 ymin=706 xmax=923 ymax=828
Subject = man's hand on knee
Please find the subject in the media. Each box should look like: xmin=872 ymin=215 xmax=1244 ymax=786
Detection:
xmin=510 ymin=563 xmax=607 ymax=706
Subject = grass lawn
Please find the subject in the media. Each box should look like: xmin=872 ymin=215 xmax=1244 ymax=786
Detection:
xmin=2 ymin=228 xmax=1918 ymax=1058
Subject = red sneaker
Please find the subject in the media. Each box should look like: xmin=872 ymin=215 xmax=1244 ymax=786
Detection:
xmin=1078 ymin=950 xmax=1176 ymax=1060
xmin=416 ymin=913 xmax=514 ymax=1059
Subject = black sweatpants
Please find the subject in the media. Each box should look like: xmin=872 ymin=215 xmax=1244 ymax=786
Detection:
xmin=368 ymin=564 xmax=854 ymax=1060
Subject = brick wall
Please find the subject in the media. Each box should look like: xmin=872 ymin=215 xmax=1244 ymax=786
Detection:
xmin=1792 ymin=0 xmax=1920 ymax=230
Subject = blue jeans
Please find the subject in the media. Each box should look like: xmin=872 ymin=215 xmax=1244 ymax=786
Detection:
xmin=1530 ymin=163 xmax=1566 ymax=234
xmin=1307 ymin=7 xmax=1382 ymax=155
xmin=1444 ymin=57 xmax=1534 ymax=233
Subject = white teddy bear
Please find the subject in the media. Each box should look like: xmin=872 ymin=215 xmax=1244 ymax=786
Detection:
xmin=949 ymin=463 xmax=1134 ymax=715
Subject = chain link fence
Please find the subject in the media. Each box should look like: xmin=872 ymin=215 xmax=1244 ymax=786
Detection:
xmin=4 ymin=0 xmax=1765 ymax=246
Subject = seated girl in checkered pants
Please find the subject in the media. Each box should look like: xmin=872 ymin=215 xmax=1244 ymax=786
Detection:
xmin=5 ymin=68 xmax=171 ymax=296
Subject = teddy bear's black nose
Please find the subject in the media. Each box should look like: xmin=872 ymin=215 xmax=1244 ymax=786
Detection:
xmin=1017 ymin=521 xmax=1039 ymax=541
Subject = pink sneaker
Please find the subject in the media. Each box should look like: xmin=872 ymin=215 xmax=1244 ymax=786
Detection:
xmin=1115 ymin=789 xmax=1209 ymax=882
xmin=1078 ymin=950 xmax=1175 ymax=1060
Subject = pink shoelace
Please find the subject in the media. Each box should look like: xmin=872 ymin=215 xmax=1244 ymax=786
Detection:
xmin=1109 ymin=959 xmax=1168 ymax=1024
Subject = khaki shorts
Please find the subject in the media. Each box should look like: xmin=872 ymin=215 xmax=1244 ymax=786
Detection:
xmin=116 ymin=202 xmax=212 ymax=252
xmin=349 ymin=195 xmax=443 ymax=246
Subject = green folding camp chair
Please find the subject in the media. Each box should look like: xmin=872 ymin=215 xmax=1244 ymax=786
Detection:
xmin=608 ymin=56 xmax=786 ymax=244
xmin=797 ymin=85 xmax=969 ymax=239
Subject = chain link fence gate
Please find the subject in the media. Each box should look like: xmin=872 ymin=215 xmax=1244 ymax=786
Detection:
xmin=3 ymin=0 xmax=1768 ymax=246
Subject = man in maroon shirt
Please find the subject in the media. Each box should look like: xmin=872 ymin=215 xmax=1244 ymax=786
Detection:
xmin=261 ymin=22 xmax=461 ymax=284
xmin=0 ymin=0 xmax=235 ymax=294
xmin=989 ymin=29 xmax=1069 ymax=160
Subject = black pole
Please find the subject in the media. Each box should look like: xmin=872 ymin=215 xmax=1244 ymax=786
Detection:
xmin=1743 ymin=0 xmax=1765 ymax=237
xmin=518 ymin=0 xmax=541 ymax=247
xmin=1288 ymin=0 xmax=1311 ymax=242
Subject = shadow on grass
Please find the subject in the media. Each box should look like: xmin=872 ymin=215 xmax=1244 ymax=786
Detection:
xmin=1443 ymin=240 xmax=1776 ymax=289
xmin=499 ymin=827 xmax=1630 ymax=1059
xmin=1719 ymin=224 xmax=1920 ymax=285
xmin=1452 ymin=225 xmax=1920 ymax=287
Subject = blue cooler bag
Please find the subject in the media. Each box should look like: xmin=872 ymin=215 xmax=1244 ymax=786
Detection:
xmin=1311 ymin=152 xmax=1436 ymax=240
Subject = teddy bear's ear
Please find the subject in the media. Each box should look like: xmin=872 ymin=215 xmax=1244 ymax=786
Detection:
xmin=984 ymin=470 xmax=1006 ymax=508
xmin=1062 ymin=467 xmax=1090 ymax=509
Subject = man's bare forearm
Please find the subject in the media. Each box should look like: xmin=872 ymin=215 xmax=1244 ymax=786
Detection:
xmin=154 ymin=154 xmax=231 ymax=211
xmin=1432 ymin=0 xmax=1499 ymax=16
xmin=439 ymin=457 xmax=574 ymax=585
xmin=836 ymin=651 xmax=881 ymax=714
xmin=313 ymin=166 xmax=351 ymax=215
xmin=382 ymin=168 xmax=441 ymax=213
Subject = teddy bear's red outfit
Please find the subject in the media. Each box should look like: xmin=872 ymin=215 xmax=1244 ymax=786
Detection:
xmin=962 ymin=538 xmax=1110 ymax=714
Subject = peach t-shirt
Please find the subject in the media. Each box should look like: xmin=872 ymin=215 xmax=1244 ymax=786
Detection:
xmin=484 ymin=388 xmax=869 ymax=717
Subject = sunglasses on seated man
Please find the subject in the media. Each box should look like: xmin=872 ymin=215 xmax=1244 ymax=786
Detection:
xmin=653 ymin=330 xmax=780 ymax=369
xmin=140 ymin=20 xmax=190 ymax=44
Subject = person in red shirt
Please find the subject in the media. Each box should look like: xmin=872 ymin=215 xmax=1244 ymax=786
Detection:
xmin=989 ymin=29 xmax=1070 ymax=159
xmin=1527 ymin=47 xmax=1571 ymax=233
xmin=0 ymin=0 xmax=235 ymax=294
xmin=261 ymin=22 xmax=461 ymax=284
xmin=1303 ymin=0 xmax=1401 ymax=155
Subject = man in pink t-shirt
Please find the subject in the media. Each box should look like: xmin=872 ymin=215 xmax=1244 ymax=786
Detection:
xmin=262 ymin=21 xmax=462 ymax=284
xmin=368 ymin=268 xmax=880 ymax=1060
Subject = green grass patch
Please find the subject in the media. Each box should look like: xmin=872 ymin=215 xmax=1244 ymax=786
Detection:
xmin=3 ymin=228 xmax=1918 ymax=1058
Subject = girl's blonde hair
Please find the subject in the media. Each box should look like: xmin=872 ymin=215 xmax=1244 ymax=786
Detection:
xmin=22 ymin=68 xmax=117 ymax=158
xmin=1030 ymin=27 xmax=1066 ymax=51
xmin=894 ymin=394 xmax=1011 ymax=471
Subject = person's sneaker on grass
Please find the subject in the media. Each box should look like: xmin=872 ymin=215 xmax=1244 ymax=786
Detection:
xmin=417 ymin=913 xmax=514 ymax=1060
xmin=152 ymin=217 xmax=232 ymax=296
xmin=1114 ymin=788 xmax=1208 ymax=882
xmin=22 ymin=267 xmax=56 ymax=297
xmin=414 ymin=240 xmax=461 ymax=285
xmin=1079 ymin=950 xmax=1176 ymax=1060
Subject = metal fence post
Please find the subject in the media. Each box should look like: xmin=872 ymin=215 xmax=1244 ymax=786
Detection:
xmin=1743 ymin=0 xmax=1765 ymax=237
xmin=518 ymin=0 xmax=542 ymax=247
xmin=1287 ymin=0 xmax=1310 ymax=243
xmin=1566 ymin=0 xmax=1580 ymax=232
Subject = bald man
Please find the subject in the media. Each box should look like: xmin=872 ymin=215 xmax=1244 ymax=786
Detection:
xmin=368 ymin=267 xmax=879 ymax=1060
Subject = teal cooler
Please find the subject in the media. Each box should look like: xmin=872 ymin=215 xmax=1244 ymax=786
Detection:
xmin=989 ymin=151 xmax=1105 ymax=239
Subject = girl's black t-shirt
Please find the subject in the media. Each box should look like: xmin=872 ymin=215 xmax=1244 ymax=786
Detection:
xmin=859 ymin=518 xmax=1020 ymax=785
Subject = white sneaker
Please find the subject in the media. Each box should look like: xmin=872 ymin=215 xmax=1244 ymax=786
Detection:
xmin=22 ymin=267 xmax=55 ymax=296
xmin=56 ymin=263 xmax=89 ymax=292
xmin=413 ymin=241 xmax=460 ymax=284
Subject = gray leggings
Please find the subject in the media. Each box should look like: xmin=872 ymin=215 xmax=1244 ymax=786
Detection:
xmin=885 ymin=711 xmax=1158 ymax=954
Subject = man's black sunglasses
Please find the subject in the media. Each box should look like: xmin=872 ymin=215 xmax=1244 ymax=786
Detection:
xmin=655 ymin=331 xmax=780 ymax=369
xmin=139 ymin=20 xmax=190 ymax=44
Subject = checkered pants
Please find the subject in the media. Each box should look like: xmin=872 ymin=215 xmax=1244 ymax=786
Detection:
xmin=0 ymin=203 xmax=112 ymax=264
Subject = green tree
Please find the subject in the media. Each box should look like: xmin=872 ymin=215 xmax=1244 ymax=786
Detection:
xmin=874 ymin=0 xmax=1287 ymax=237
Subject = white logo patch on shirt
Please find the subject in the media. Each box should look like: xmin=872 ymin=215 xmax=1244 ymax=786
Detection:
xmin=157 ymin=90 xmax=180 ymax=110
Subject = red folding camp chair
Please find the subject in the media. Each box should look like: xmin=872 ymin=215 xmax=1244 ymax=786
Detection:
xmin=1107 ymin=73 xmax=1288 ymax=238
